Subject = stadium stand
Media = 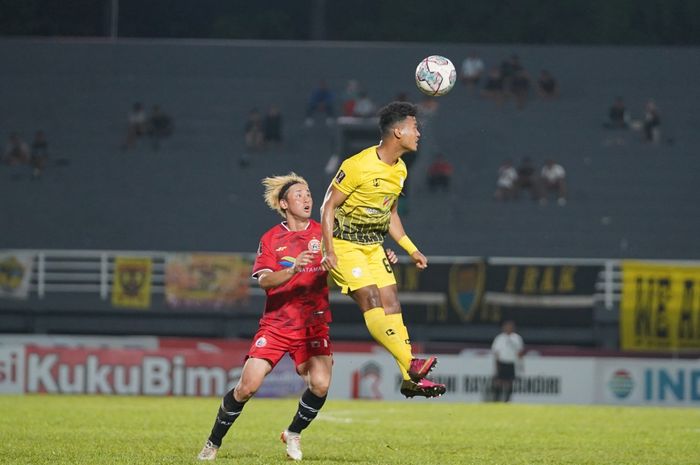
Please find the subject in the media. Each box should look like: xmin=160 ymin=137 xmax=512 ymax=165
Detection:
xmin=1 ymin=38 xmax=698 ymax=259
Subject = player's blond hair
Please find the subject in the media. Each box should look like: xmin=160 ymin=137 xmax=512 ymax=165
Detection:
xmin=262 ymin=172 xmax=309 ymax=218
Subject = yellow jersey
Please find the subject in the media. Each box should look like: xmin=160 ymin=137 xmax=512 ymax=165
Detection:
xmin=331 ymin=145 xmax=407 ymax=244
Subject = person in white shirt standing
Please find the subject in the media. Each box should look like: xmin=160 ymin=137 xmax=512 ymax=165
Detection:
xmin=491 ymin=320 xmax=525 ymax=402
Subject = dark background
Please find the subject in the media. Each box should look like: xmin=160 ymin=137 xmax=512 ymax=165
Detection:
xmin=1 ymin=0 xmax=699 ymax=45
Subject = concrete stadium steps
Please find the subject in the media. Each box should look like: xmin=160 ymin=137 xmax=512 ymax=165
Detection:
xmin=1 ymin=39 xmax=698 ymax=258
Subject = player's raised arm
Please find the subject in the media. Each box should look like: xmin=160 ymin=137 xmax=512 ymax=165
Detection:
xmin=388 ymin=200 xmax=427 ymax=269
xmin=319 ymin=183 xmax=348 ymax=271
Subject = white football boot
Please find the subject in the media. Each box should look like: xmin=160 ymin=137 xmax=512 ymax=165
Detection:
xmin=280 ymin=430 xmax=302 ymax=461
xmin=197 ymin=440 xmax=219 ymax=461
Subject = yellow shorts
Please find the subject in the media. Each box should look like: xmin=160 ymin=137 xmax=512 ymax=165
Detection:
xmin=329 ymin=238 xmax=396 ymax=294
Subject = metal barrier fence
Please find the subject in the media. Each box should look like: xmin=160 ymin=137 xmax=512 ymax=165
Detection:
xmin=2 ymin=249 xmax=623 ymax=311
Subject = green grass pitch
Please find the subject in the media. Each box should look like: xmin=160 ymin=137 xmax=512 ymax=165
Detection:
xmin=1 ymin=396 xmax=698 ymax=465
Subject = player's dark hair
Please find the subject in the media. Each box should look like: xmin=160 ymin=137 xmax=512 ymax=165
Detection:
xmin=378 ymin=101 xmax=418 ymax=135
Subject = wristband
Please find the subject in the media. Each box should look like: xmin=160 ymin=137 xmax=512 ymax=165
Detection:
xmin=398 ymin=235 xmax=419 ymax=255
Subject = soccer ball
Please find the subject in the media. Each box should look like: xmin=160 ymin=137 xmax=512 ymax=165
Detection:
xmin=415 ymin=55 xmax=457 ymax=97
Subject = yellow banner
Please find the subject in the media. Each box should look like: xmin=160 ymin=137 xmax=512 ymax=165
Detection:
xmin=621 ymin=261 xmax=700 ymax=351
xmin=165 ymin=254 xmax=251 ymax=308
xmin=111 ymin=257 xmax=152 ymax=309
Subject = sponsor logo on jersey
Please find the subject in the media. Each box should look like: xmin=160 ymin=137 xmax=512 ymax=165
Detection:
xmin=352 ymin=267 xmax=363 ymax=278
xmin=257 ymin=242 xmax=263 ymax=256
xmin=275 ymin=246 xmax=287 ymax=252
xmin=334 ymin=170 xmax=346 ymax=184
xmin=372 ymin=178 xmax=380 ymax=187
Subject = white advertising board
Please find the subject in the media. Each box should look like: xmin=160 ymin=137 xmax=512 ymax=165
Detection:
xmin=330 ymin=351 xmax=596 ymax=404
xmin=596 ymin=358 xmax=700 ymax=406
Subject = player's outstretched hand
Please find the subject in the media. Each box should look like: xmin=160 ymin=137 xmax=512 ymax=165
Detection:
xmin=411 ymin=250 xmax=428 ymax=270
xmin=321 ymin=251 xmax=338 ymax=271
xmin=385 ymin=248 xmax=399 ymax=265
xmin=294 ymin=250 xmax=316 ymax=273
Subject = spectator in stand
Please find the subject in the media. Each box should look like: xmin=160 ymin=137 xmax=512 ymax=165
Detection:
xmin=516 ymin=157 xmax=539 ymax=201
xmin=536 ymin=70 xmax=559 ymax=100
xmin=244 ymin=108 xmax=264 ymax=153
xmin=460 ymin=53 xmax=485 ymax=94
xmin=263 ymin=104 xmax=283 ymax=149
xmin=426 ymin=153 xmax=453 ymax=193
xmin=500 ymin=54 xmax=523 ymax=95
xmin=30 ymin=130 xmax=49 ymax=178
xmin=147 ymin=105 xmax=173 ymax=151
xmin=540 ymin=159 xmax=567 ymax=206
xmin=341 ymin=80 xmax=360 ymax=117
xmin=3 ymin=132 xmax=30 ymax=165
xmin=305 ymin=80 xmax=335 ymax=127
xmin=481 ymin=68 xmax=505 ymax=104
xmin=511 ymin=69 xmax=531 ymax=110
xmin=494 ymin=160 xmax=518 ymax=201
xmin=121 ymin=102 xmax=147 ymax=151
xmin=353 ymin=91 xmax=376 ymax=118
xmin=642 ymin=99 xmax=661 ymax=143
xmin=604 ymin=97 xmax=630 ymax=129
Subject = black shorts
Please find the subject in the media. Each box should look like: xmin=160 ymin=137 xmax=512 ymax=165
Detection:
xmin=496 ymin=361 xmax=516 ymax=381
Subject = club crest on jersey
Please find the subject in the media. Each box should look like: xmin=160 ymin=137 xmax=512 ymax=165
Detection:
xmin=308 ymin=239 xmax=321 ymax=252
xmin=255 ymin=336 xmax=267 ymax=348
xmin=335 ymin=169 xmax=346 ymax=184
xmin=382 ymin=196 xmax=392 ymax=207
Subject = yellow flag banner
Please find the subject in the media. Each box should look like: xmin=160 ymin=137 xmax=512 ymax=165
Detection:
xmin=620 ymin=261 xmax=700 ymax=351
xmin=111 ymin=257 xmax=152 ymax=309
xmin=165 ymin=254 xmax=251 ymax=308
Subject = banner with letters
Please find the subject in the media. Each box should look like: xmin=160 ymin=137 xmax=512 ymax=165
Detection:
xmin=0 ymin=344 xmax=302 ymax=397
xmin=164 ymin=254 xmax=252 ymax=308
xmin=111 ymin=257 xmax=152 ymax=309
xmin=331 ymin=260 xmax=600 ymax=328
xmin=0 ymin=252 xmax=34 ymax=299
xmin=480 ymin=263 xmax=601 ymax=326
xmin=595 ymin=358 xmax=700 ymax=406
xmin=2 ymin=336 xmax=697 ymax=405
xmin=620 ymin=261 xmax=700 ymax=351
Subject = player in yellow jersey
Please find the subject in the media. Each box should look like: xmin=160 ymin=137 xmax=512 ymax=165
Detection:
xmin=320 ymin=101 xmax=445 ymax=398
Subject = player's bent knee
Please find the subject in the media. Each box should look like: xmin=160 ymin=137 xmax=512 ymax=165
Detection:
xmin=382 ymin=300 xmax=401 ymax=314
xmin=309 ymin=379 xmax=330 ymax=397
xmin=234 ymin=381 xmax=260 ymax=401
xmin=352 ymin=287 xmax=382 ymax=310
